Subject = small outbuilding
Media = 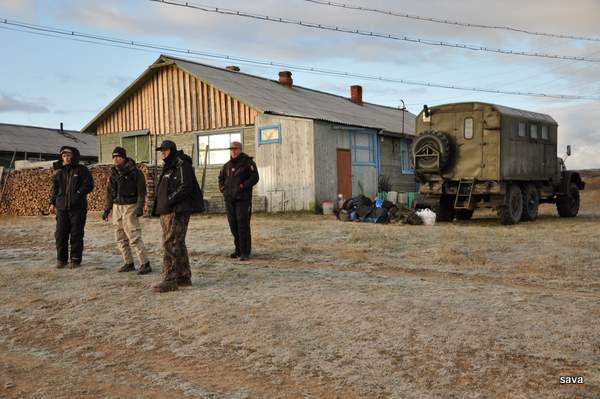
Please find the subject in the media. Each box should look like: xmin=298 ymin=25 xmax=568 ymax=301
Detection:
xmin=0 ymin=122 xmax=98 ymax=168
xmin=83 ymin=55 xmax=416 ymax=212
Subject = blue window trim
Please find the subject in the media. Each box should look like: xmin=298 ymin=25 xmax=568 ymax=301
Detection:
xmin=400 ymin=138 xmax=414 ymax=174
xmin=350 ymin=131 xmax=377 ymax=166
xmin=258 ymin=124 xmax=282 ymax=145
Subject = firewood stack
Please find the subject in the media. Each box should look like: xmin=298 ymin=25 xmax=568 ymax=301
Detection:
xmin=0 ymin=167 xmax=54 ymax=216
xmin=140 ymin=164 xmax=162 ymax=217
xmin=0 ymin=163 xmax=163 ymax=217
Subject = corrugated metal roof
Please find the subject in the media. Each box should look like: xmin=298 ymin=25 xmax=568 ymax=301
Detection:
xmin=84 ymin=55 xmax=416 ymax=136
xmin=0 ymin=123 xmax=98 ymax=157
xmin=174 ymin=57 xmax=415 ymax=135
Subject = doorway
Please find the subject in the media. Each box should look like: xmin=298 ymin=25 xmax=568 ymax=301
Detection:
xmin=337 ymin=148 xmax=352 ymax=198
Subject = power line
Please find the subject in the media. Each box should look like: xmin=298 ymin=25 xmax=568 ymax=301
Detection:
xmin=149 ymin=0 xmax=600 ymax=64
xmin=1 ymin=18 xmax=599 ymax=101
xmin=305 ymin=0 xmax=600 ymax=43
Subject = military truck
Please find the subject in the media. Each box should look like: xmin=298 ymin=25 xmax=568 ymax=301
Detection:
xmin=412 ymin=102 xmax=584 ymax=224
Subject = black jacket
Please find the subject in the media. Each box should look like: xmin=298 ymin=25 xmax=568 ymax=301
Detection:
xmin=50 ymin=146 xmax=94 ymax=211
xmin=218 ymin=153 xmax=259 ymax=202
xmin=105 ymin=158 xmax=146 ymax=211
xmin=153 ymin=151 xmax=204 ymax=216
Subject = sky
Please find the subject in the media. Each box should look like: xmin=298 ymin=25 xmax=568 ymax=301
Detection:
xmin=0 ymin=0 xmax=599 ymax=168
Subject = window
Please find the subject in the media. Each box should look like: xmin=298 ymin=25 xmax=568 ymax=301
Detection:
xmin=121 ymin=133 xmax=150 ymax=162
xmin=518 ymin=122 xmax=526 ymax=137
xmin=258 ymin=124 xmax=281 ymax=144
xmin=541 ymin=125 xmax=549 ymax=140
xmin=530 ymin=124 xmax=538 ymax=139
xmin=464 ymin=118 xmax=474 ymax=139
xmin=400 ymin=139 xmax=414 ymax=174
xmin=350 ymin=132 xmax=376 ymax=164
xmin=197 ymin=131 xmax=241 ymax=165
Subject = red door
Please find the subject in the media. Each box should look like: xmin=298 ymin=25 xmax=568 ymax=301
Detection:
xmin=337 ymin=148 xmax=352 ymax=199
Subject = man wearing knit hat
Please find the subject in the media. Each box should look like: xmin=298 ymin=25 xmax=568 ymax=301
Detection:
xmin=102 ymin=146 xmax=151 ymax=275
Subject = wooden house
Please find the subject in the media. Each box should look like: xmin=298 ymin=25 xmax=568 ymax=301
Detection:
xmin=83 ymin=55 xmax=416 ymax=212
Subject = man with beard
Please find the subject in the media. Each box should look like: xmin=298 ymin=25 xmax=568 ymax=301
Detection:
xmin=102 ymin=146 xmax=151 ymax=275
xmin=152 ymin=140 xmax=204 ymax=293
xmin=49 ymin=146 xmax=94 ymax=268
xmin=218 ymin=141 xmax=259 ymax=261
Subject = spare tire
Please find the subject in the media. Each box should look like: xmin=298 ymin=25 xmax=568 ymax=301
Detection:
xmin=412 ymin=131 xmax=452 ymax=171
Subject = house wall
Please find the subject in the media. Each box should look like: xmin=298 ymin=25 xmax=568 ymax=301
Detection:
xmin=98 ymin=126 xmax=256 ymax=201
xmin=255 ymin=114 xmax=316 ymax=212
xmin=313 ymin=121 xmax=379 ymax=203
xmin=379 ymin=136 xmax=416 ymax=193
xmin=95 ymin=64 xmax=258 ymax=137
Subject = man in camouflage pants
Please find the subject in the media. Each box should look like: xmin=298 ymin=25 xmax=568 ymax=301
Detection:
xmin=152 ymin=140 xmax=204 ymax=293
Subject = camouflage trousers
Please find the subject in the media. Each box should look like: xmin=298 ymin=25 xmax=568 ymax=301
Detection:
xmin=159 ymin=212 xmax=191 ymax=282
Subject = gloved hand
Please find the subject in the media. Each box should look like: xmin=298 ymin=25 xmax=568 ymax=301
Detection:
xmin=134 ymin=207 xmax=144 ymax=217
xmin=102 ymin=210 xmax=110 ymax=221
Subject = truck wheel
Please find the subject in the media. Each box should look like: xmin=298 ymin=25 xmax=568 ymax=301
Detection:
xmin=455 ymin=209 xmax=474 ymax=220
xmin=434 ymin=195 xmax=455 ymax=222
xmin=497 ymin=184 xmax=523 ymax=225
xmin=521 ymin=184 xmax=540 ymax=221
xmin=556 ymin=182 xmax=580 ymax=217
xmin=412 ymin=131 xmax=452 ymax=171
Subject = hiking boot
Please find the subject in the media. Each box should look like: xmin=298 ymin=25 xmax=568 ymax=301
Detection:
xmin=56 ymin=260 xmax=68 ymax=269
xmin=69 ymin=260 xmax=81 ymax=269
xmin=239 ymin=255 xmax=249 ymax=261
xmin=152 ymin=280 xmax=179 ymax=293
xmin=118 ymin=263 xmax=135 ymax=273
xmin=229 ymin=252 xmax=239 ymax=259
xmin=176 ymin=276 xmax=192 ymax=287
xmin=137 ymin=262 xmax=152 ymax=275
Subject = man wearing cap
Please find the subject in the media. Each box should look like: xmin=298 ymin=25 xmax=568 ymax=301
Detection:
xmin=102 ymin=147 xmax=151 ymax=275
xmin=152 ymin=140 xmax=204 ymax=293
xmin=49 ymin=146 xmax=94 ymax=268
xmin=218 ymin=141 xmax=259 ymax=261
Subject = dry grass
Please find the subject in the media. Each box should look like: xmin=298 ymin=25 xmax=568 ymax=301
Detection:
xmin=0 ymin=180 xmax=599 ymax=398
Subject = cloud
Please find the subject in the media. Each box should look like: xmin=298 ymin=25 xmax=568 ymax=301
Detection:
xmin=0 ymin=0 xmax=34 ymax=17
xmin=541 ymin=101 xmax=600 ymax=169
xmin=0 ymin=93 xmax=50 ymax=114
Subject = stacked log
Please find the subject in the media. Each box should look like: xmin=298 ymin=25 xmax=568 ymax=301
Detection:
xmin=0 ymin=163 xmax=163 ymax=217
xmin=0 ymin=167 xmax=54 ymax=216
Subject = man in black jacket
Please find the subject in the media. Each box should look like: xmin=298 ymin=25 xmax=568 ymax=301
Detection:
xmin=218 ymin=141 xmax=259 ymax=261
xmin=102 ymin=147 xmax=151 ymax=275
xmin=152 ymin=140 xmax=204 ymax=293
xmin=49 ymin=146 xmax=94 ymax=268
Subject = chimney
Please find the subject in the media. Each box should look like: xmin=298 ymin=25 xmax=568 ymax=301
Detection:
xmin=350 ymin=85 xmax=362 ymax=105
xmin=226 ymin=65 xmax=240 ymax=72
xmin=278 ymin=71 xmax=293 ymax=87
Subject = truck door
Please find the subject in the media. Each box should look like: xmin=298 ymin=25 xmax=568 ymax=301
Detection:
xmin=454 ymin=111 xmax=483 ymax=179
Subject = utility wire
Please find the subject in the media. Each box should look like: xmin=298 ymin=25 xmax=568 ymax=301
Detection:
xmin=1 ymin=18 xmax=599 ymax=101
xmin=149 ymin=0 xmax=600 ymax=63
xmin=305 ymin=0 xmax=600 ymax=43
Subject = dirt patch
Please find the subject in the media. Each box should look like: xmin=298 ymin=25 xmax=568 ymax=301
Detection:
xmin=0 ymin=187 xmax=599 ymax=398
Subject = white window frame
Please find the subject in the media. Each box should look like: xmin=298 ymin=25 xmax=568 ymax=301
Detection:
xmin=197 ymin=131 xmax=242 ymax=166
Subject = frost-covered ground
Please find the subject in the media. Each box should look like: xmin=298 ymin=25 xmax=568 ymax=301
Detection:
xmin=0 ymin=186 xmax=599 ymax=398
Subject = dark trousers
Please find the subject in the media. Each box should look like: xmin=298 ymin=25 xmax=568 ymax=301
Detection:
xmin=55 ymin=208 xmax=87 ymax=263
xmin=226 ymin=199 xmax=252 ymax=257
xmin=159 ymin=212 xmax=191 ymax=282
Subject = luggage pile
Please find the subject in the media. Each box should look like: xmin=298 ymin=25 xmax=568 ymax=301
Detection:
xmin=336 ymin=195 xmax=423 ymax=225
